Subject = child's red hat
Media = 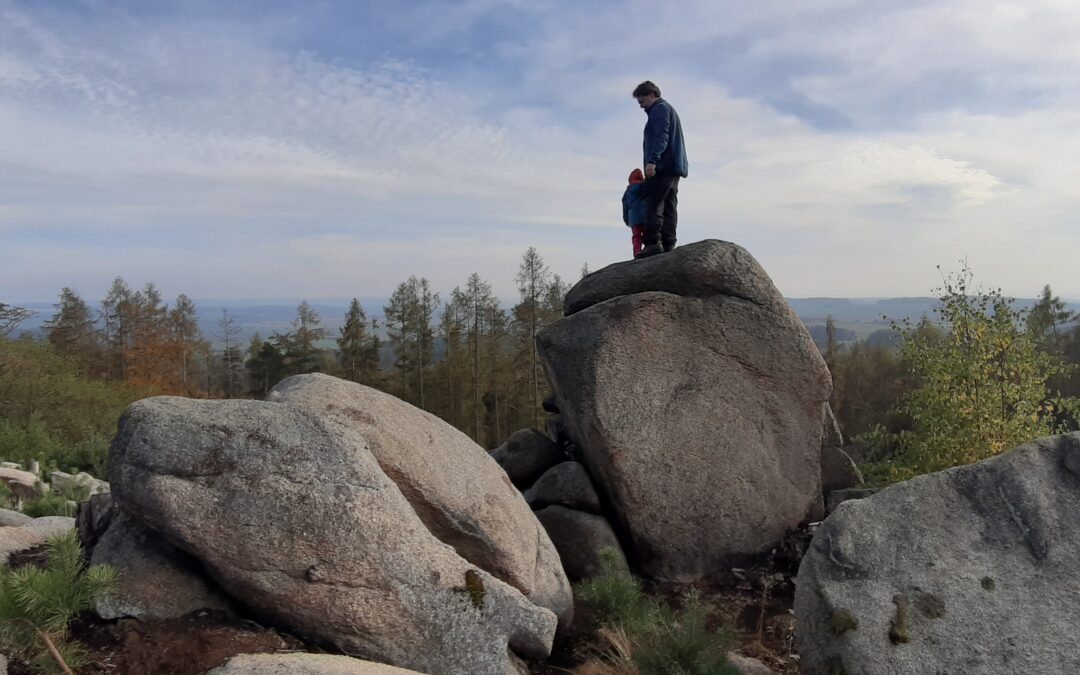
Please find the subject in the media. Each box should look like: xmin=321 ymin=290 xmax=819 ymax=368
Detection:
xmin=628 ymin=168 xmax=645 ymax=184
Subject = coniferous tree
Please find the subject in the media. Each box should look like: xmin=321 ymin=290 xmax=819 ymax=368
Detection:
xmin=437 ymin=288 xmax=469 ymax=429
xmin=514 ymin=248 xmax=552 ymax=429
xmin=384 ymin=278 xmax=438 ymax=408
xmin=123 ymin=283 xmax=171 ymax=390
xmin=169 ymin=293 xmax=205 ymax=394
xmin=461 ymin=273 xmax=497 ymax=442
xmin=337 ymin=299 xmax=381 ymax=385
xmin=217 ymin=309 xmax=244 ymax=397
xmin=245 ymin=332 xmax=285 ymax=396
xmin=280 ymin=301 xmax=327 ymax=376
xmin=44 ymin=288 xmax=101 ymax=375
xmin=99 ymin=277 xmax=132 ymax=382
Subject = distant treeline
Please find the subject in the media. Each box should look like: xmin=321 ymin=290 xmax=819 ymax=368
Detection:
xmin=2 ymin=264 xmax=1078 ymax=477
xmin=0 ymin=248 xmax=569 ymax=451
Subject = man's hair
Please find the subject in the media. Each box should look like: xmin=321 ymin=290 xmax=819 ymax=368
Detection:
xmin=632 ymin=81 xmax=661 ymax=98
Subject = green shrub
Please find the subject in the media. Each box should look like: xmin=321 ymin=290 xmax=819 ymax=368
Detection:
xmin=577 ymin=550 xmax=738 ymax=675
xmin=0 ymin=529 xmax=116 ymax=674
xmin=0 ymin=419 xmax=110 ymax=477
xmin=633 ymin=590 xmax=736 ymax=675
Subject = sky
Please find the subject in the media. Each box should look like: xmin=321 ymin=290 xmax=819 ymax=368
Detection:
xmin=2 ymin=0 xmax=1079 ymax=304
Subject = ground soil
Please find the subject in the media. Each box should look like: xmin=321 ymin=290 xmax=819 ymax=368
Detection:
xmin=5 ymin=611 xmax=305 ymax=675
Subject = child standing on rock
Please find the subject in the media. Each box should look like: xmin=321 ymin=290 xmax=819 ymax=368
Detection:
xmin=622 ymin=168 xmax=647 ymax=257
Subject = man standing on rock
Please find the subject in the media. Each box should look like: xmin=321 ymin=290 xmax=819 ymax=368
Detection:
xmin=633 ymin=81 xmax=688 ymax=259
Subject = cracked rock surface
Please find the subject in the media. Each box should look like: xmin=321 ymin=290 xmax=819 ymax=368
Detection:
xmin=108 ymin=387 xmax=561 ymax=674
xmin=795 ymin=432 xmax=1080 ymax=674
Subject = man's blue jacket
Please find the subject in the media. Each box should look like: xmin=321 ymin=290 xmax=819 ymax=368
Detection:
xmin=643 ymin=98 xmax=689 ymax=178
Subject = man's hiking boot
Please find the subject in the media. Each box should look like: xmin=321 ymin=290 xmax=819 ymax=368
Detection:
xmin=663 ymin=242 xmax=677 ymax=253
xmin=636 ymin=243 xmax=663 ymax=259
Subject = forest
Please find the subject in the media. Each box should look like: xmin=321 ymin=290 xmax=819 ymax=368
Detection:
xmin=2 ymin=252 xmax=1078 ymax=487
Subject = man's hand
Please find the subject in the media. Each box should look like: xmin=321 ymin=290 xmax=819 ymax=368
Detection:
xmin=644 ymin=164 xmax=656 ymax=179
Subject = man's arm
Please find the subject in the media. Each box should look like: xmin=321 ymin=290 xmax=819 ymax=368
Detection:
xmin=644 ymin=103 xmax=672 ymax=176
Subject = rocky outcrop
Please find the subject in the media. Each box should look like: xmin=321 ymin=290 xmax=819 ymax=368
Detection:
xmin=109 ymin=394 xmax=559 ymax=674
xmin=490 ymin=429 xmax=565 ymax=488
xmin=796 ymin=432 xmax=1080 ymax=674
xmin=208 ymin=653 xmax=423 ymax=674
xmin=524 ymin=462 xmax=601 ymax=513
xmin=535 ymin=506 xmax=628 ymax=582
xmin=538 ymin=240 xmax=830 ymax=581
xmin=269 ymin=374 xmax=572 ymax=630
xmin=91 ymin=513 xmax=232 ymax=620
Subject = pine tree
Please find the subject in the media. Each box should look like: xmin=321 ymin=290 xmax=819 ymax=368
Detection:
xmin=169 ymin=294 xmax=205 ymax=394
xmin=438 ymin=288 xmax=469 ymax=429
xmin=337 ymin=299 xmax=381 ymax=385
xmin=245 ymin=333 xmax=285 ymax=396
xmin=99 ymin=277 xmax=132 ymax=382
xmin=514 ymin=248 xmax=552 ymax=429
xmin=44 ymin=288 xmax=101 ymax=375
xmin=123 ymin=283 xmax=171 ymax=390
xmin=461 ymin=274 xmax=497 ymax=442
xmin=384 ymin=278 xmax=439 ymax=408
xmin=280 ymin=301 xmax=327 ymax=376
xmin=217 ymin=309 xmax=244 ymax=397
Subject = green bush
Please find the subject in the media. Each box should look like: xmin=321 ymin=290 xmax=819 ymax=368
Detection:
xmin=577 ymin=550 xmax=738 ymax=675
xmin=0 ymin=529 xmax=116 ymax=674
xmin=0 ymin=337 xmax=137 ymax=476
xmin=0 ymin=418 xmax=110 ymax=477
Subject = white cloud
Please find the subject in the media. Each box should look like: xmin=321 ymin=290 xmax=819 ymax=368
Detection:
xmin=1 ymin=0 xmax=1078 ymax=302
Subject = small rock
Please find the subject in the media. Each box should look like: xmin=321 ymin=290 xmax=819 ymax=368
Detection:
xmin=542 ymin=393 xmax=560 ymax=414
xmin=0 ymin=467 xmax=40 ymax=502
xmin=0 ymin=507 xmax=31 ymax=527
xmin=535 ymin=506 xmax=627 ymax=581
xmin=207 ymin=653 xmax=423 ymax=674
xmin=524 ymin=462 xmax=602 ymax=513
xmin=490 ymin=428 xmax=566 ymax=488
xmin=22 ymin=516 xmax=75 ymax=536
xmin=727 ymin=653 xmax=774 ymax=675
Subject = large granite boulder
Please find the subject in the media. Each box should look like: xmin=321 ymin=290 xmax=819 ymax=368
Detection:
xmin=269 ymin=374 xmax=572 ymax=629
xmin=796 ymin=432 xmax=1080 ymax=674
xmin=91 ymin=513 xmax=233 ymax=619
xmin=109 ymin=396 xmax=557 ymax=674
xmin=538 ymin=240 xmax=830 ymax=581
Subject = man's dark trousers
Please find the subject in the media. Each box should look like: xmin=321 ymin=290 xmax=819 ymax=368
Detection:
xmin=640 ymin=171 xmax=679 ymax=249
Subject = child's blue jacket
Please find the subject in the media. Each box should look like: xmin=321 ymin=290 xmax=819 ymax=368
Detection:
xmin=622 ymin=183 xmax=646 ymax=227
